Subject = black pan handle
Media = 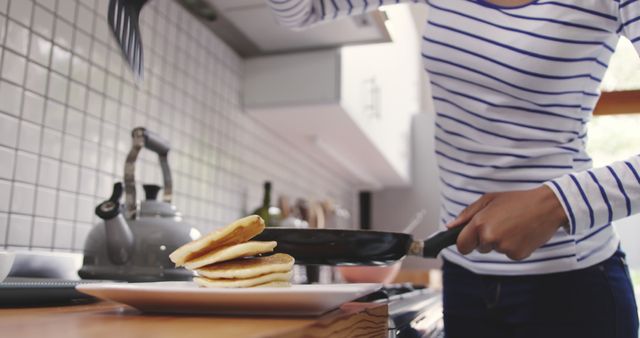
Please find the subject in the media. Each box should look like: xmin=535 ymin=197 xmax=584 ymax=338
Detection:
xmin=422 ymin=223 xmax=468 ymax=258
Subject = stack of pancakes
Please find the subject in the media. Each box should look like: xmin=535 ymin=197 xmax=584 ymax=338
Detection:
xmin=169 ymin=215 xmax=294 ymax=288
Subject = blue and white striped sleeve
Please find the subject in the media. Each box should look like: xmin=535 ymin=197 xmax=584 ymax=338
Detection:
xmin=545 ymin=157 xmax=640 ymax=236
xmin=618 ymin=0 xmax=640 ymax=52
xmin=544 ymin=1 xmax=640 ymax=237
xmin=265 ymin=0 xmax=414 ymax=29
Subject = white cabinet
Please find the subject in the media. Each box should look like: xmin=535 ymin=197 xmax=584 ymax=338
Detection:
xmin=243 ymin=5 xmax=422 ymax=189
xmin=340 ymin=5 xmax=423 ymax=186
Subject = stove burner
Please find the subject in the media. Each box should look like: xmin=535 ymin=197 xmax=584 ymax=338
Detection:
xmin=356 ymin=283 xmax=426 ymax=302
xmin=355 ymin=283 xmax=443 ymax=338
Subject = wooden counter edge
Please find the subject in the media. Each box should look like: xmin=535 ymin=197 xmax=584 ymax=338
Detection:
xmin=271 ymin=302 xmax=389 ymax=338
xmin=0 ymin=301 xmax=389 ymax=338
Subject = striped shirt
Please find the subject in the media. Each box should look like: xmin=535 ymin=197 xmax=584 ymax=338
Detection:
xmin=265 ymin=0 xmax=640 ymax=275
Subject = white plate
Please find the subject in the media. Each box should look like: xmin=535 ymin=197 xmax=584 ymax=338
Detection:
xmin=76 ymin=282 xmax=381 ymax=316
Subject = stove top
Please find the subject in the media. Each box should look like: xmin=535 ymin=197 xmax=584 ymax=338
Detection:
xmin=355 ymin=284 xmax=444 ymax=338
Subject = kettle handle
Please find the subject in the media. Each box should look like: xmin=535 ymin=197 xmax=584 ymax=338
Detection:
xmin=124 ymin=127 xmax=173 ymax=219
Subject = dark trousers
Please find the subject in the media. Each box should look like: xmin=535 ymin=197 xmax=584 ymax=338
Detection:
xmin=442 ymin=250 xmax=639 ymax=338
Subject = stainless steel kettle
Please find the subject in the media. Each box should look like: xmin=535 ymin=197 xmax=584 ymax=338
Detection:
xmin=79 ymin=127 xmax=200 ymax=282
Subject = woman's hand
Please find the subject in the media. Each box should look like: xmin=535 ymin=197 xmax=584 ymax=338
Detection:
xmin=446 ymin=185 xmax=569 ymax=260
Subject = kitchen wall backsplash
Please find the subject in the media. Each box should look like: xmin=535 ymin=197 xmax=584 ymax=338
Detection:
xmin=0 ymin=0 xmax=357 ymax=252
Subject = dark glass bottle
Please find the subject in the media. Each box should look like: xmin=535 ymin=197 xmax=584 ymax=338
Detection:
xmin=253 ymin=181 xmax=272 ymax=226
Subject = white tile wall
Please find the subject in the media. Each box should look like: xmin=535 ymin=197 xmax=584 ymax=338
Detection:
xmin=2 ymin=50 xmax=27 ymax=83
xmin=34 ymin=186 xmax=56 ymax=218
xmin=8 ymin=213 xmax=32 ymax=246
xmin=0 ymin=0 xmax=357 ymax=252
xmin=0 ymin=179 xmax=10 ymax=212
xmin=0 ymin=113 xmax=18 ymax=147
xmin=22 ymin=90 xmax=45 ymax=124
xmin=18 ymin=120 xmax=41 ymax=153
xmin=6 ymin=20 xmax=29 ymax=55
xmin=0 ymin=147 xmax=14 ymax=179
xmin=0 ymin=213 xmax=7 ymax=245
xmin=0 ymin=80 xmax=22 ymax=116
xmin=11 ymin=182 xmax=35 ymax=214
xmin=14 ymin=150 xmax=38 ymax=183
xmin=54 ymin=219 xmax=73 ymax=249
xmin=32 ymin=216 xmax=53 ymax=248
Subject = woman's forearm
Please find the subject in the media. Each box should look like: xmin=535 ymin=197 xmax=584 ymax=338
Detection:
xmin=265 ymin=0 xmax=417 ymax=29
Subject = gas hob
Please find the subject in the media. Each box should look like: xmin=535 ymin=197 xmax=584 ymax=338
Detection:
xmin=355 ymin=284 xmax=444 ymax=338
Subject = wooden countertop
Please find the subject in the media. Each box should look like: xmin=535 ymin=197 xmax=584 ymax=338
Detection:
xmin=0 ymin=301 xmax=388 ymax=338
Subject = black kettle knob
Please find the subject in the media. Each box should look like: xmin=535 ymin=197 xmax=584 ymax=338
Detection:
xmin=143 ymin=184 xmax=162 ymax=201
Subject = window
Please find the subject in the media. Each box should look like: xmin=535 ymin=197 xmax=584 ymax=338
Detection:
xmin=594 ymin=37 xmax=640 ymax=116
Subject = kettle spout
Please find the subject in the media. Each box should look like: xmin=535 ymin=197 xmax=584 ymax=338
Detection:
xmin=96 ymin=183 xmax=135 ymax=265
xmin=104 ymin=214 xmax=135 ymax=265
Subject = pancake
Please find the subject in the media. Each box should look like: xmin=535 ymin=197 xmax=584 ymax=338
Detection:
xmin=183 ymin=241 xmax=277 ymax=270
xmin=195 ymin=253 xmax=295 ymax=279
xmin=193 ymin=271 xmax=293 ymax=288
xmin=169 ymin=215 xmax=265 ymax=266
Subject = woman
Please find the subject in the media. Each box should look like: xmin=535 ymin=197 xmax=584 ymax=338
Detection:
xmin=266 ymin=0 xmax=640 ymax=337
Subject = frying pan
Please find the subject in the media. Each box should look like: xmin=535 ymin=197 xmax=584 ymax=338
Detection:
xmin=253 ymin=224 xmax=467 ymax=265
